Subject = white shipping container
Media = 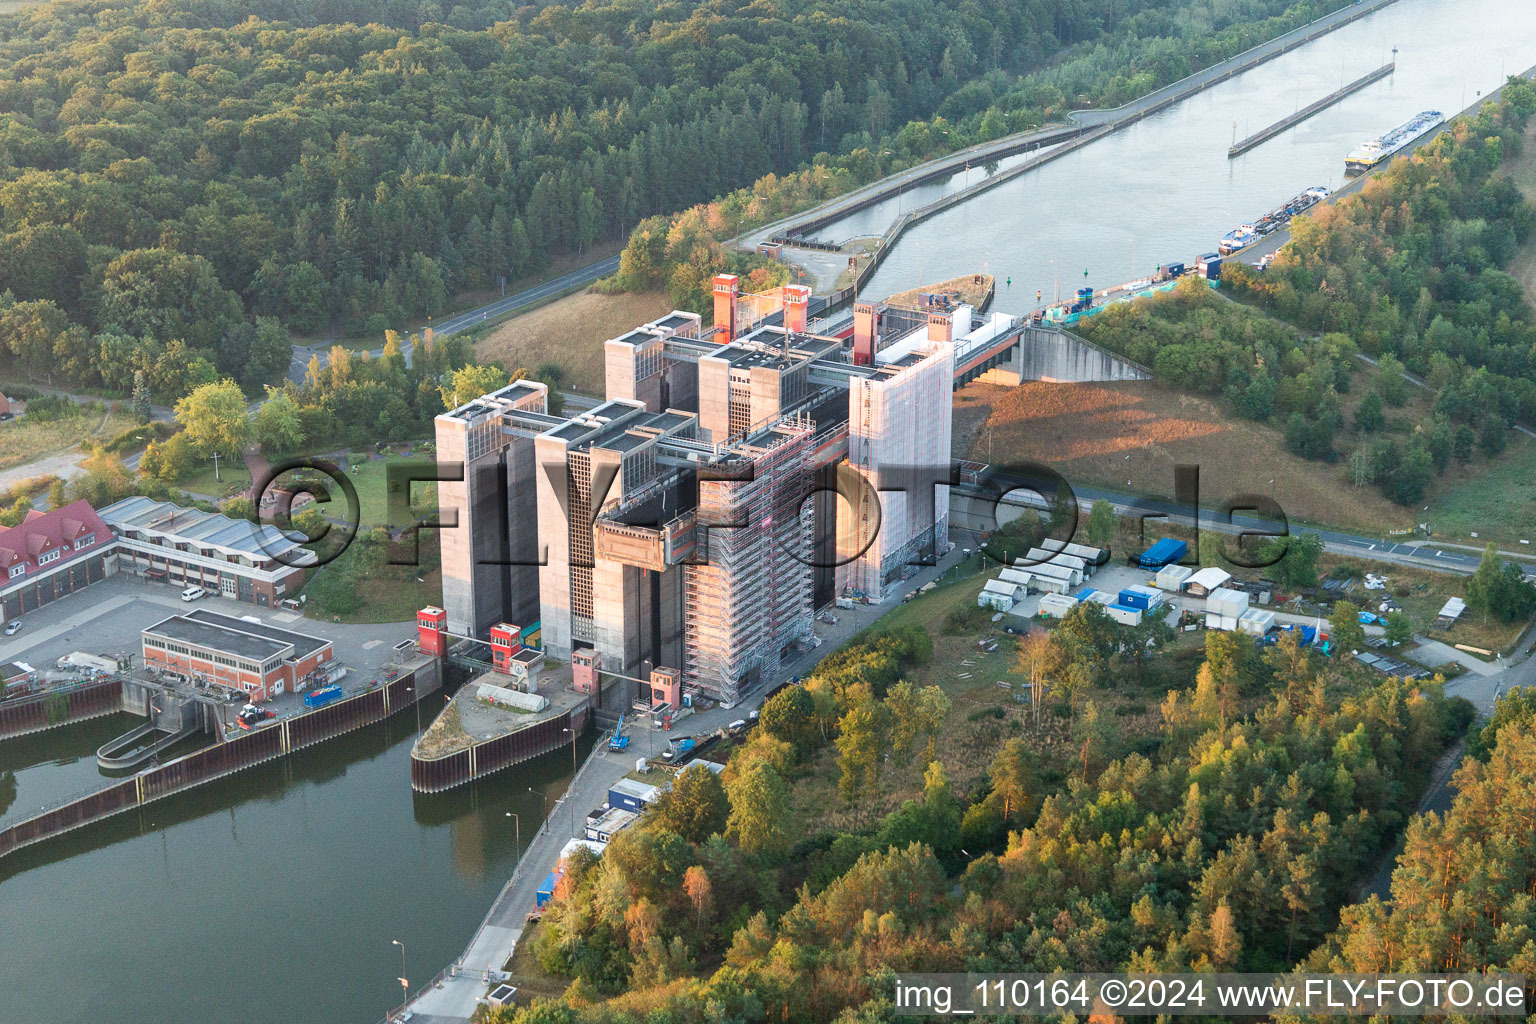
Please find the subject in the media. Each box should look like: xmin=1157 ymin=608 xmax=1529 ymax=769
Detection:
xmin=1206 ymin=611 xmax=1229 ymax=630
xmin=1024 ymin=548 xmax=1087 ymax=574
xmin=1038 ymin=594 xmax=1079 ymax=619
xmin=1206 ymin=587 xmax=1250 ymax=618
xmin=1060 ymin=542 xmax=1104 ymax=564
xmin=1238 ymin=609 xmax=1276 ymax=636
xmin=1027 ymin=562 xmax=1082 ymax=586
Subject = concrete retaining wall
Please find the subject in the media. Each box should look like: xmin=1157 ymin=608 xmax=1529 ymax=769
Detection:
xmin=1006 ymin=325 xmax=1152 ymax=384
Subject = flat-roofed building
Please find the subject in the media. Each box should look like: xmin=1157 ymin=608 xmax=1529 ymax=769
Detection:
xmin=100 ymin=496 xmax=313 ymax=606
xmin=141 ymin=608 xmax=335 ymax=701
xmin=434 ymin=380 xmax=552 ymax=637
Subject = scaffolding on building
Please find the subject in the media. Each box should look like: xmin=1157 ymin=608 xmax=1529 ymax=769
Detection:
xmin=682 ymin=414 xmax=815 ymax=703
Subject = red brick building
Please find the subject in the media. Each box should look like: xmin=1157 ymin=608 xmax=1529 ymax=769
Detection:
xmin=0 ymin=500 xmax=116 ymax=620
xmin=142 ymin=609 xmax=334 ymax=701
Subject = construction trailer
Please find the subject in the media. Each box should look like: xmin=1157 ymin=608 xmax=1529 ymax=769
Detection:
xmin=999 ymin=567 xmax=1034 ymax=589
xmin=1117 ymin=585 xmax=1164 ymax=611
xmin=979 ymin=579 xmax=1020 ymax=610
xmin=1023 ymin=547 xmax=1087 ymax=574
xmin=1107 ymin=603 xmax=1144 ymax=626
xmin=608 ymin=778 xmax=664 ymax=813
xmin=1029 ymin=573 xmax=1070 ymax=595
xmin=584 ymin=807 xmax=639 ymax=844
xmin=1022 ymin=560 xmax=1082 ymax=588
xmin=1058 ymin=542 xmax=1107 ymax=567
xmin=1076 ymin=588 xmax=1115 ymax=607
xmin=1205 ymin=613 xmax=1238 ymax=631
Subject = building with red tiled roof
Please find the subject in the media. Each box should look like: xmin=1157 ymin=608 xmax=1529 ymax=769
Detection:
xmin=0 ymin=499 xmax=116 ymax=620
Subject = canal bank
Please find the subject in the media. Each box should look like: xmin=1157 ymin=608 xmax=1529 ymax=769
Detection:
xmin=0 ymin=676 xmax=125 ymax=739
xmin=0 ymin=653 xmax=440 ymax=859
xmin=0 ymin=686 xmax=593 ymax=1024
xmin=746 ymin=0 xmax=1408 ymax=305
xmin=855 ymin=0 xmax=1536 ymax=301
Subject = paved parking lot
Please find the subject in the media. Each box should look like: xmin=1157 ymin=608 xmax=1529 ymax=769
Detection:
xmin=0 ymin=574 xmax=417 ymax=687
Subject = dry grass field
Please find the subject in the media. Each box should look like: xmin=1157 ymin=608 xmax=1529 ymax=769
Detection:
xmin=0 ymin=407 xmax=135 ymax=474
xmin=476 ymin=289 xmax=676 ymax=395
xmin=954 ymin=379 xmax=1418 ymax=533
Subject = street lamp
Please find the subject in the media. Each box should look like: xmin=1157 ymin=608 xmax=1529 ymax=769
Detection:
xmin=391 ymin=939 xmax=407 ymax=1010
xmin=505 ymin=811 xmax=520 ymax=859
xmin=405 ymin=686 xmax=420 ymax=736
xmin=530 ymin=787 xmax=553 ymax=833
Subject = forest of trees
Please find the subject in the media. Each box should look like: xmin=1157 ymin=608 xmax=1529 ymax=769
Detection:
xmin=1078 ymin=80 xmax=1536 ymax=507
xmin=1222 ymin=79 xmax=1536 ymax=493
xmin=1304 ymin=685 xmax=1536 ymax=985
xmin=502 ymin=597 xmax=1470 ymax=1023
xmin=0 ymin=0 xmax=1363 ymax=394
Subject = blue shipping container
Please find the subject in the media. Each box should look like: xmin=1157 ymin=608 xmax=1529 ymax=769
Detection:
xmin=303 ymin=683 xmax=343 ymax=708
xmin=536 ymin=871 xmax=558 ymax=908
xmin=609 ymin=789 xmax=642 ymax=813
xmin=1137 ymin=538 xmax=1187 ymax=568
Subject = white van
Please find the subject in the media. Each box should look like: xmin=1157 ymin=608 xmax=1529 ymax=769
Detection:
xmin=180 ymin=586 xmax=206 ymax=602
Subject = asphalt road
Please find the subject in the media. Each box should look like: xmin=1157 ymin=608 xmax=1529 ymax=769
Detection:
xmin=286 ymin=254 xmax=623 ymax=383
xmin=960 ymin=480 xmax=1536 ymax=578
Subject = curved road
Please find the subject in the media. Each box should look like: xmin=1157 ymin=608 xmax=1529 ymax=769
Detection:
xmin=286 ymin=254 xmax=622 ymax=383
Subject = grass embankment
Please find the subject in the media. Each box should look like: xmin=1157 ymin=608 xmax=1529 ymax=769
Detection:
xmin=884 ymin=273 xmax=994 ymax=310
xmin=955 ymin=378 xmax=1416 ymax=534
xmin=476 ymin=289 xmax=675 ymax=396
xmin=294 ymin=242 xmax=628 ymax=351
xmin=414 ymin=700 xmax=470 ymax=759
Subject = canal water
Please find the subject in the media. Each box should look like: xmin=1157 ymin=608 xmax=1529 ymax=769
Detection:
xmin=5 ymin=3 xmax=1536 ymax=1023
xmin=851 ymin=0 xmax=1536 ymax=302
xmin=0 ymin=713 xmax=138 ymax=824
xmin=0 ymin=701 xmax=592 ymax=1024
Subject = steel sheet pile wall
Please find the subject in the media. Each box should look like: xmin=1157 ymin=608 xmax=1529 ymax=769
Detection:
xmin=0 ymin=670 xmax=427 ymax=859
xmin=0 ymin=778 xmax=136 ymax=857
xmin=411 ymin=709 xmax=577 ymax=793
xmin=287 ymin=682 xmax=391 ymax=749
xmin=0 ymin=678 xmax=123 ymax=739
